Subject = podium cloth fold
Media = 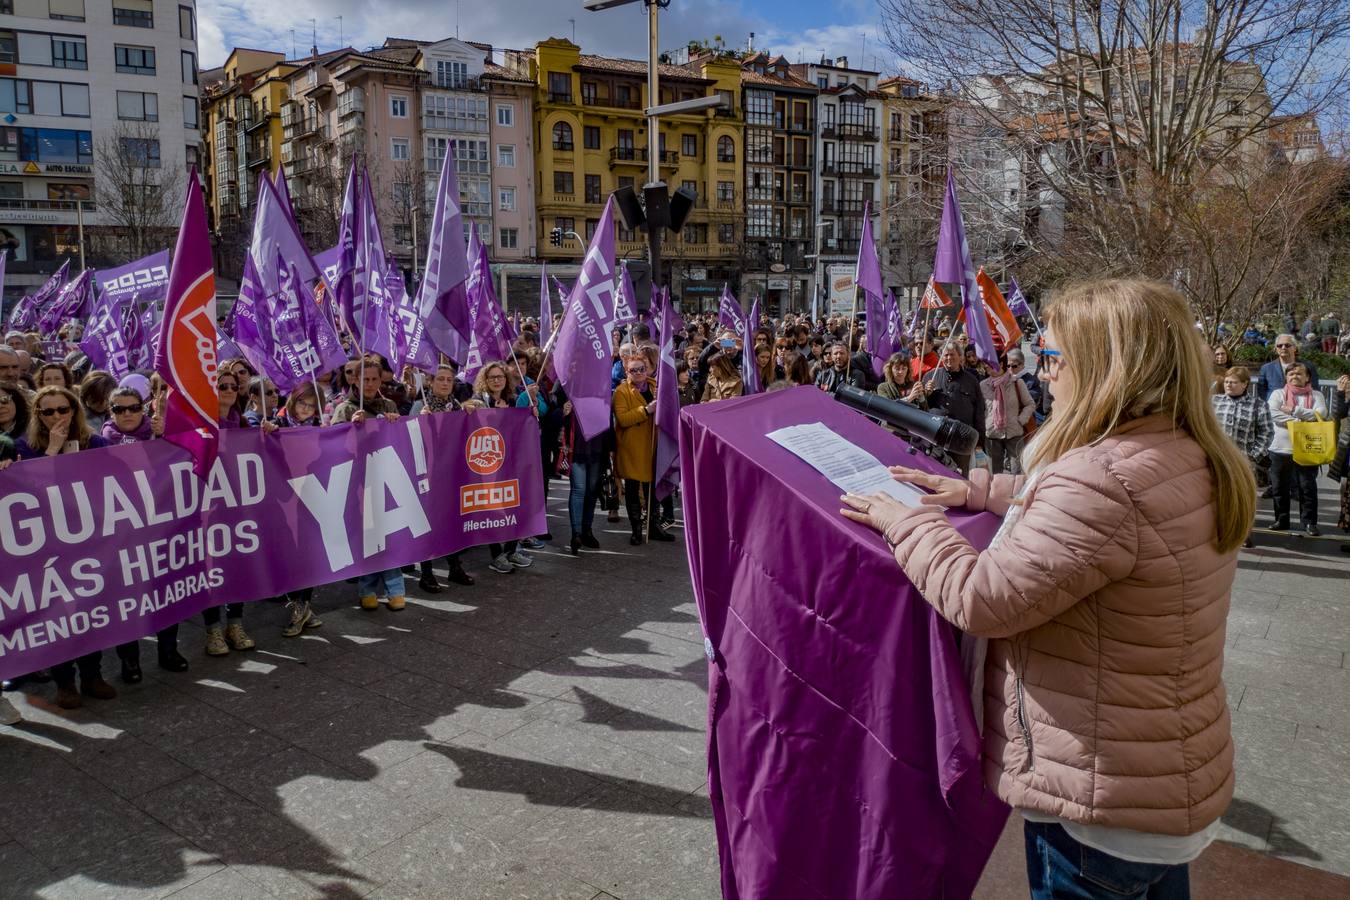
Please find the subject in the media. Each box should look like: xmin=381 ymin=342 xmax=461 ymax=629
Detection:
xmin=680 ymin=385 xmax=1010 ymax=899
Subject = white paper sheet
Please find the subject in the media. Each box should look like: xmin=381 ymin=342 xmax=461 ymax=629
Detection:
xmin=766 ymin=422 xmax=927 ymax=507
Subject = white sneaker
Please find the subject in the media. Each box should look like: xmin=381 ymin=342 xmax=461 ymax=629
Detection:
xmin=507 ymin=550 xmax=533 ymax=569
xmin=488 ymin=554 xmax=514 ymax=574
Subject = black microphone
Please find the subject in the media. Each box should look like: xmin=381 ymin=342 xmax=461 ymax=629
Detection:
xmin=832 ymin=383 xmax=980 ymax=457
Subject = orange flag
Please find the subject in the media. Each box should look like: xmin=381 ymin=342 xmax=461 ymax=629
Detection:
xmin=974 ymin=268 xmax=1023 ymax=347
xmin=920 ymin=275 xmax=953 ymax=309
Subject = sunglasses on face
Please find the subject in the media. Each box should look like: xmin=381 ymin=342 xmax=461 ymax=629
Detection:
xmin=218 ymin=383 xmax=238 ymax=392
xmin=113 ymin=403 xmax=144 ymax=415
xmin=1275 ymin=343 xmax=1294 ymax=349
xmin=39 ymin=405 xmax=72 ymax=417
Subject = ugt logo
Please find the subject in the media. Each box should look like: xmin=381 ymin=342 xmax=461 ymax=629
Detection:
xmin=466 ymin=427 xmax=505 ymax=475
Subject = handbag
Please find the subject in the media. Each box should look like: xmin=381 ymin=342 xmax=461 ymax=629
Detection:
xmin=1288 ymin=413 xmax=1336 ymax=467
xmin=555 ymin=420 xmax=573 ymax=477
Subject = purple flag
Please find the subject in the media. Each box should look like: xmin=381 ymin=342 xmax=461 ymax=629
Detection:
xmin=274 ymin=167 xmax=294 ymax=218
xmin=741 ymin=296 xmax=762 ymax=394
xmin=934 ymin=170 xmax=998 ymax=371
xmin=538 ymin=265 xmax=553 ymax=349
xmin=417 ymin=141 xmax=473 ymax=357
xmin=38 ymin=268 xmax=94 ymax=335
xmin=334 ymin=163 xmax=360 ymax=342
xmin=462 ymin=230 xmax=514 ymax=381
xmin=615 ymin=262 xmax=638 ymax=327
xmin=233 ymin=174 xmax=347 ymax=390
xmin=7 ymin=293 xmax=38 ymax=333
xmin=857 ymin=205 xmax=890 ymax=377
xmin=139 ymin=301 xmax=163 ymax=364
xmin=1007 ymin=274 xmax=1032 ymax=318
xmin=353 ymin=164 xmax=391 ymax=356
xmin=80 ymin=287 xmax=139 ymax=378
xmin=717 ymin=285 xmax=745 ymax=335
xmin=96 ymin=251 xmax=171 ymax=309
xmin=22 ymin=260 xmax=69 ymax=334
xmin=653 ymin=296 xmax=680 ymax=499
xmin=555 ymin=197 xmax=621 ymax=439
xmin=884 ymin=289 xmax=905 ymax=357
xmin=378 ymin=264 xmax=438 ymax=374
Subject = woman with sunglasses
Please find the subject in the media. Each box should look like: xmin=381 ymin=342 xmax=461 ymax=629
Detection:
xmin=243 ymin=376 xmax=282 ymax=427
xmin=16 ymin=386 xmax=116 ymax=708
xmin=0 ymin=383 xmax=29 ymax=440
xmin=843 ymin=279 xmax=1254 ymax=899
xmin=199 ymin=373 xmax=259 ymax=655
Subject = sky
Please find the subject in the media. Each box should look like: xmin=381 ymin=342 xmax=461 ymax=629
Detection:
xmin=196 ymin=0 xmax=895 ymax=76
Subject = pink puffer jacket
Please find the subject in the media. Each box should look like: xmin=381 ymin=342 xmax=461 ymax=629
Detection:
xmin=887 ymin=415 xmax=1236 ymax=836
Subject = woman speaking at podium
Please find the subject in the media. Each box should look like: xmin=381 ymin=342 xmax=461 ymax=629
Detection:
xmin=842 ymin=279 xmax=1253 ymax=899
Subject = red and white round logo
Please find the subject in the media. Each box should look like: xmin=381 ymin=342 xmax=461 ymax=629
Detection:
xmin=466 ymin=426 xmax=506 ymax=475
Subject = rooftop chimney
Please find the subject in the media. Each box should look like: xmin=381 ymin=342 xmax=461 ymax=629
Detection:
xmin=748 ymin=32 xmax=755 ymax=52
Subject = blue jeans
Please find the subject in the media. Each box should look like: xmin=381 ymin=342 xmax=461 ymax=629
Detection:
xmin=568 ymin=457 xmax=603 ymax=535
xmin=1025 ymin=821 xmax=1190 ymax=900
xmin=358 ymin=568 xmax=405 ymax=598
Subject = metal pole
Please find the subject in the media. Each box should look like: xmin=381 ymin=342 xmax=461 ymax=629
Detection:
xmin=75 ymin=200 xmax=86 ymax=270
xmin=646 ymin=0 xmax=663 ymax=292
xmin=411 ymin=205 xmax=419 ymax=281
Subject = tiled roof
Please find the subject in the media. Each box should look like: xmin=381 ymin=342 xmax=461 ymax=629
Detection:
xmin=575 ymin=54 xmax=711 ymax=83
xmin=482 ymin=62 xmax=533 ymax=85
xmin=740 ymin=67 xmax=816 ymax=90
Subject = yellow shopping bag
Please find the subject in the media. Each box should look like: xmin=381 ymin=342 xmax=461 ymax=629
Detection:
xmin=1288 ymin=413 xmax=1336 ymax=467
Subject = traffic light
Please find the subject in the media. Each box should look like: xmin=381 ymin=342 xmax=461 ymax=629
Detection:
xmin=550 ymin=227 xmax=564 ymax=247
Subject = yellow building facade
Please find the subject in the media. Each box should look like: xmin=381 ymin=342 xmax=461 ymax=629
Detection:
xmin=507 ymin=39 xmax=744 ymax=302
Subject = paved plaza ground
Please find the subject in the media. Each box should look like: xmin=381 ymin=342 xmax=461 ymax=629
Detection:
xmin=2 ymin=480 xmax=1349 ymax=899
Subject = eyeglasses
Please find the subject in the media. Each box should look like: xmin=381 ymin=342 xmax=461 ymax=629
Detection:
xmin=0 ymin=394 xmax=12 ymax=405
xmin=628 ymin=367 xmax=649 ymax=374
xmin=218 ymin=383 xmax=238 ymax=392
xmin=1275 ymin=343 xmax=1294 ymax=349
xmin=1040 ymin=348 xmax=1066 ymax=372
xmin=39 ymin=405 xmax=72 ymax=418
xmin=112 ymin=403 xmax=144 ymax=415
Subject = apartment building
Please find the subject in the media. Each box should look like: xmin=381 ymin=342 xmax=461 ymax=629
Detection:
xmin=506 ymin=37 xmax=744 ymax=308
xmin=738 ymin=51 xmax=815 ymax=313
xmin=792 ymin=57 xmax=883 ymax=314
xmin=878 ymin=75 xmax=945 ymax=300
xmin=1 ymin=0 xmax=200 ymax=298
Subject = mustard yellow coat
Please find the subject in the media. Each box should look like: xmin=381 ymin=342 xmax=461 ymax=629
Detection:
xmin=613 ymin=379 xmax=657 ymax=481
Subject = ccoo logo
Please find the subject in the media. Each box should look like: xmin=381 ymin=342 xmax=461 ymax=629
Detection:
xmin=466 ymin=427 xmax=505 ymax=475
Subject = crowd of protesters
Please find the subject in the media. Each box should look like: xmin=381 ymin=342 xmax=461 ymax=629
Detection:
xmin=2 ymin=303 xmax=1349 ymax=725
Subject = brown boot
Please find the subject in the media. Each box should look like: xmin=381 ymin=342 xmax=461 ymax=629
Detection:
xmin=81 ymin=678 xmax=117 ymax=701
xmin=55 ymin=684 xmax=82 ymax=709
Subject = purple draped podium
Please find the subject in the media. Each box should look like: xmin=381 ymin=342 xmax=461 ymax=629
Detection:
xmin=679 ymin=385 xmax=1011 ymax=899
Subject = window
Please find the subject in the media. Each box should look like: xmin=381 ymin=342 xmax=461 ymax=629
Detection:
xmin=51 ymin=37 xmax=87 ymax=69
xmin=583 ymin=125 xmax=600 ymax=150
xmin=181 ymin=50 xmax=197 ymax=85
xmin=497 ymin=144 xmax=515 ymax=167
xmin=112 ymin=0 xmax=154 ymax=27
xmin=745 ymin=89 xmax=773 ymax=126
xmin=179 ymin=5 xmax=195 ymax=39
xmin=392 ymin=181 xmax=413 ymax=206
xmin=581 ymin=82 xmax=597 ymax=105
xmin=585 ymin=219 xmax=598 ymax=241
xmin=495 ymin=104 xmax=514 ymax=127
xmin=548 ymin=72 xmax=571 ymax=103
xmin=498 ymin=186 xmax=516 ymax=211
xmin=122 ymin=137 xmax=161 ymax=167
xmin=682 ymin=223 xmax=707 ymax=244
xmin=116 ymin=90 xmax=158 ymax=121
xmin=718 ymin=223 xmax=735 ymax=244
xmin=48 ymin=0 xmax=85 ymax=21
xmin=1 ymin=79 xmax=89 ymax=117
xmin=183 ymin=96 xmax=198 ymax=129
xmin=816 ymin=75 xmax=828 ymax=89
xmin=185 ymin=144 xmax=198 ymax=169
xmin=618 ymin=223 xmax=635 ymax=242
xmin=391 ymin=95 xmax=408 ymax=118
xmin=391 ymin=137 xmax=410 ymax=160
xmin=0 ymin=30 xmax=13 ymax=64
xmin=393 ymin=225 xmax=412 ymax=245
xmin=47 ymin=182 xmax=89 ymax=200
xmin=3 ymin=126 xmax=93 ymax=162
xmin=115 ymin=45 xmax=156 ymax=75
xmin=716 ymin=180 xmax=734 ymax=203
xmin=552 ymin=121 xmax=573 ymax=151
xmin=584 ymin=174 xmax=601 ymax=204
xmin=422 ymin=94 xmax=487 ymax=132
xmin=553 ymin=171 xmax=574 ymax=194
xmin=681 ymin=134 xmax=697 ymax=158
xmin=499 ymin=227 xmax=518 ymax=249
xmin=435 ymin=60 xmax=469 ymax=89
xmin=615 ymin=84 xmax=633 ymax=107
xmin=717 ymin=135 xmax=734 ymax=162
xmin=554 ymin=216 xmax=575 ymax=235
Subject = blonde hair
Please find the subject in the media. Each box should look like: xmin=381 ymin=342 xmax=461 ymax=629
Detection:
xmin=27 ymin=385 xmax=93 ymax=453
xmin=1029 ymin=279 xmax=1254 ymax=553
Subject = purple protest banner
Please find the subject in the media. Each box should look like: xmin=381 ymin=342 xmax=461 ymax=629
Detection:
xmin=379 ymin=264 xmax=438 ymax=374
xmin=717 ymin=285 xmax=744 ymax=335
xmin=554 ymin=197 xmax=620 ymax=440
xmin=7 ymin=292 xmax=38 ymax=333
xmin=96 ymin=250 xmax=171 ymax=308
xmin=353 ymin=164 xmax=389 ymax=354
xmin=36 ymin=262 xmax=81 ymax=335
xmin=0 ymin=409 xmax=544 ymax=681
xmin=334 ymin=163 xmax=360 ymax=342
xmin=81 ymin=289 xmax=139 ymax=378
xmin=614 ymin=262 xmax=637 ymax=327
xmin=935 ymin=170 xmax=999 ymax=371
xmin=416 ymin=141 xmax=472 ymax=357
xmin=883 ymin=288 xmax=904 ymax=360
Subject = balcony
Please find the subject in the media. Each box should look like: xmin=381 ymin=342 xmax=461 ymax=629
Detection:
xmin=245 ymin=114 xmax=270 ymax=134
xmin=820 ymin=198 xmax=838 ymax=215
xmin=0 ymin=198 xmax=97 ymax=225
xmin=836 ymin=123 xmax=878 ymax=141
xmin=582 ymin=93 xmax=642 ymax=111
xmin=788 ymin=120 xmax=812 ymax=133
xmin=714 ymin=106 xmax=738 ymax=119
xmin=608 ymin=147 xmax=679 ymax=169
xmin=430 ymin=76 xmax=481 ymax=92
xmin=246 ymin=152 xmax=269 ymax=169
xmin=821 ymin=161 xmax=878 ymax=178
xmin=548 ymin=91 xmax=573 ymax=105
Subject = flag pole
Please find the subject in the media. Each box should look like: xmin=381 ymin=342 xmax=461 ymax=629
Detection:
xmin=312 ymin=375 xmax=328 ymax=426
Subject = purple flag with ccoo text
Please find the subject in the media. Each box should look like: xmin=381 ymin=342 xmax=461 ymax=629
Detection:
xmin=554 ymin=197 xmax=621 ymax=439
xmin=717 ymin=285 xmax=745 ymax=336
